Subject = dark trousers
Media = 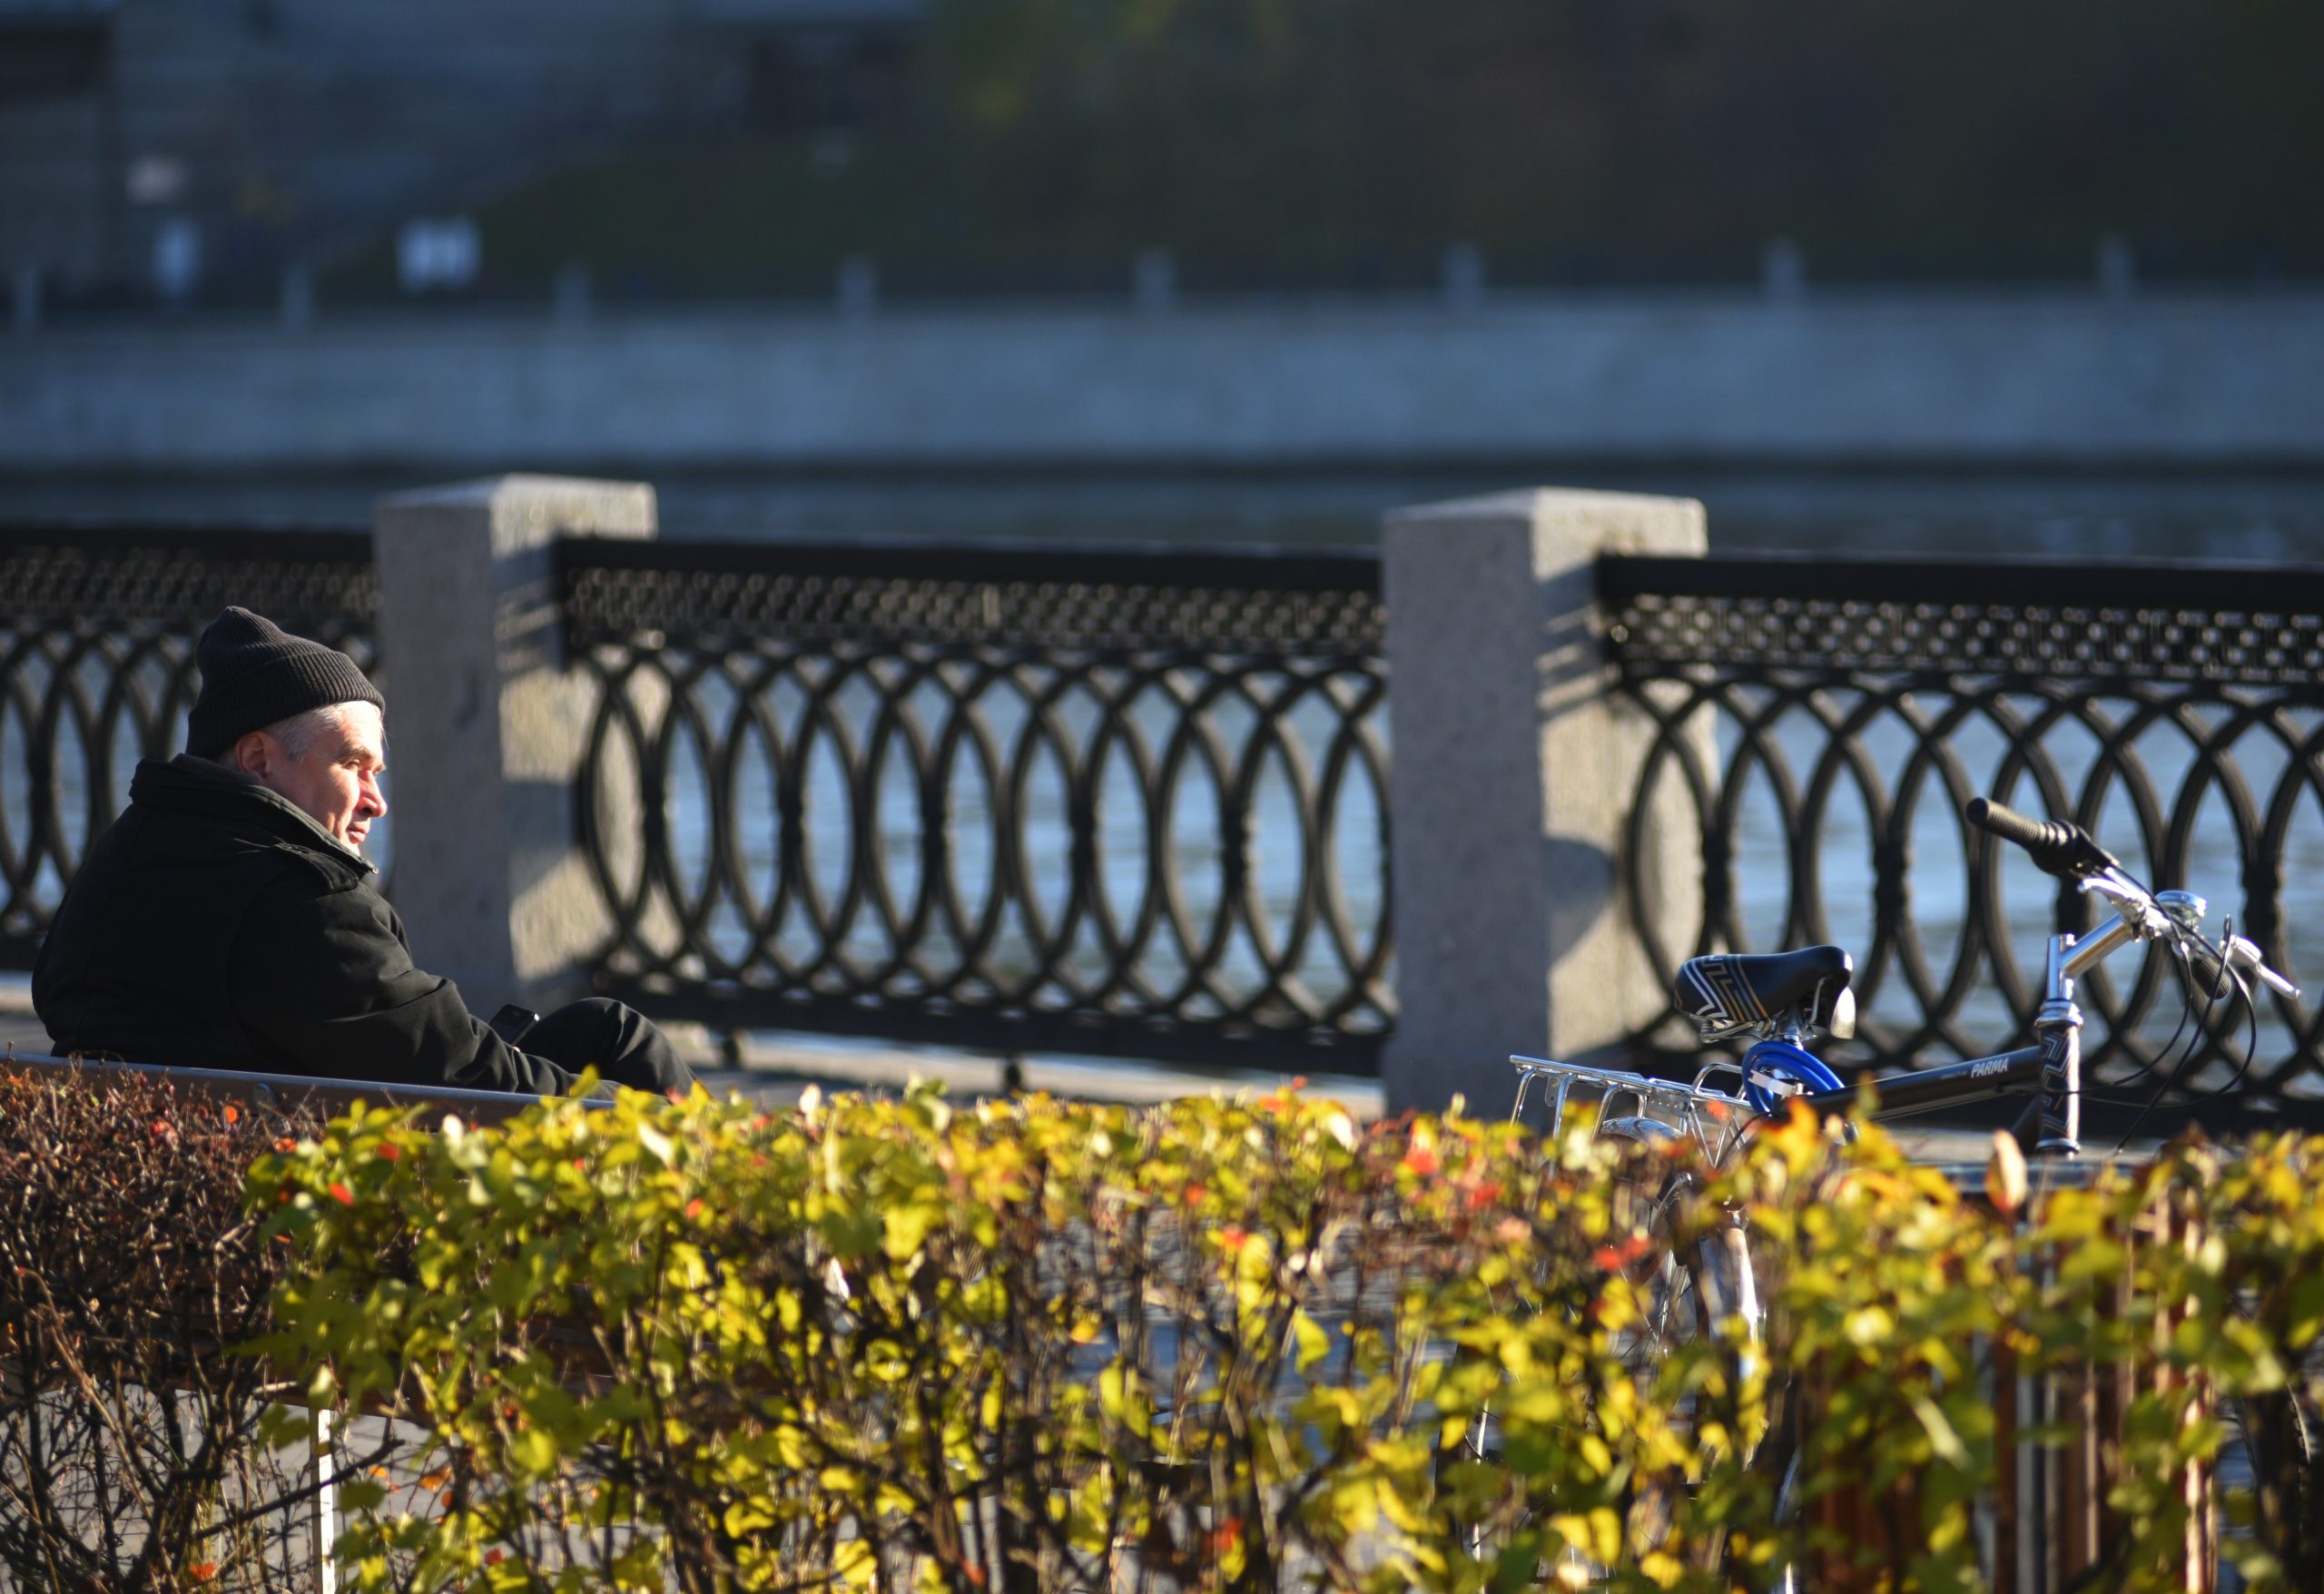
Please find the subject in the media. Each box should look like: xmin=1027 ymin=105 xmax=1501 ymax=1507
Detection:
xmin=524 ymin=998 xmax=694 ymax=1097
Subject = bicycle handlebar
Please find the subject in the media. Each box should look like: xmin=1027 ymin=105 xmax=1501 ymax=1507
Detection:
xmin=1966 ymin=796 xmax=2124 ymax=881
xmin=2181 ymin=932 xmax=2234 ymax=998
xmin=1968 ymin=795 xmax=2301 ymax=1000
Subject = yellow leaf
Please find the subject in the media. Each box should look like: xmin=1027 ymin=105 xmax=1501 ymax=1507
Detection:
xmin=1908 ymin=1392 xmax=1972 ymax=1470
xmin=1291 ymin=1311 xmax=1330 ymax=1374
xmin=635 ymin=1123 xmax=675 ymax=1166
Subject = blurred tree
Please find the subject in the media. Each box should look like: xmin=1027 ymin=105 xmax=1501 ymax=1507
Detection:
xmin=919 ymin=0 xmax=2324 ymax=286
xmin=339 ymin=0 xmax=2324 ymax=301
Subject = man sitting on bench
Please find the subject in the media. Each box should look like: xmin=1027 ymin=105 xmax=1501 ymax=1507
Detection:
xmin=33 ymin=605 xmax=694 ymax=1098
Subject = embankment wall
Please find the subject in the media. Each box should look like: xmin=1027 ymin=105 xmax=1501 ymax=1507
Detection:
xmin=8 ymin=290 xmax=2323 ymax=471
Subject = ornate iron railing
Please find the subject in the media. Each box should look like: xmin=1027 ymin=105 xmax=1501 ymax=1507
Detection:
xmin=0 ymin=526 xmax=378 ymax=966
xmin=13 ymin=517 xmax=2315 ymax=1130
xmin=559 ymin=539 xmax=1394 ymax=1069
xmin=1601 ymin=551 xmax=2324 ymax=1129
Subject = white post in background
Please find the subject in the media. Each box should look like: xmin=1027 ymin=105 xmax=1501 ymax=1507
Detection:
xmin=279 ymin=261 xmax=313 ymax=330
xmin=1133 ymin=249 xmax=1177 ymax=315
xmin=1381 ymin=488 xmax=1709 ymax=1115
xmin=553 ymin=261 xmax=593 ymax=324
xmin=10 ymin=263 xmax=38 ymax=335
xmin=1441 ymin=241 xmax=1485 ymax=310
xmin=836 ymin=254 xmax=878 ymax=318
xmin=371 ymin=476 xmax=656 ymax=1010
xmin=1762 ymin=236 xmax=1806 ymax=302
xmin=309 ymin=1405 xmax=339 ymax=1594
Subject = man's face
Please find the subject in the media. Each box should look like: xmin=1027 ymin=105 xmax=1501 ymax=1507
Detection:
xmin=233 ymin=703 xmax=389 ymax=851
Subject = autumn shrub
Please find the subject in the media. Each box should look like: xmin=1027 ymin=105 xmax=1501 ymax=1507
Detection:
xmin=15 ymin=1068 xmax=2321 ymax=1593
xmin=2112 ymin=1133 xmax=2324 ymax=1593
xmin=1691 ymin=1114 xmax=2324 ymax=1594
xmin=0 ymin=1069 xmax=327 ymax=1593
xmin=249 ymin=1081 xmax=1770 ymax=1593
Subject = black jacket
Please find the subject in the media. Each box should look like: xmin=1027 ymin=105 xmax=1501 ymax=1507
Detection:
xmin=32 ymin=755 xmax=573 ymax=1094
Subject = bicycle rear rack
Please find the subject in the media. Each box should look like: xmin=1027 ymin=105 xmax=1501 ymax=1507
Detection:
xmin=1509 ymin=1054 xmax=1756 ymax=1166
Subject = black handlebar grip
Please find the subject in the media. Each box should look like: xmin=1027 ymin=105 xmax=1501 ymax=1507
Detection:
xmin=1965 ymin=796 xmax=2071 ymax=851
xmin=2181 ymin=935 xmax=2235 ymax=999
xmin=1965 ymin=797 xmax=2122 ymax=881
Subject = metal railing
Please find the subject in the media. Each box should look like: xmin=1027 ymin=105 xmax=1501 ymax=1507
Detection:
xmin=0 ymin=525 xmax=377 ymax=966
xmin=1601 ymin=551 xmax=2324 ymax=1127
xmin=558 ymin=538 xmax=1394 ymax=1070
xmin=6 ymin=520 xmax=2319 ymax=1126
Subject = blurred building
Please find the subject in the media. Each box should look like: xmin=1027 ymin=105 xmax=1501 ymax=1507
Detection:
xmin=0 ymin=0 xmax=922 ymax=306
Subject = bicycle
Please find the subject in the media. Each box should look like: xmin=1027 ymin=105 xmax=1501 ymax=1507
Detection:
xmin=1495 ymin=795 xmax=2306 ymax=1586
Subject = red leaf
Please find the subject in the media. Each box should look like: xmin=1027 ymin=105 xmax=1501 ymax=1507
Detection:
xmin=328 ymin=1183 xmax=354 ymax=1207
xmin=1401 ymin=1146 xmax=1440 ymax=1177
xmin=1593 ymin=1234 xmax=1654 ymax=1272
xmin=684 ymin=1197 xmax=705 ymax=1220
xmin=377 ymin=1143 xmax=401 ymax=1163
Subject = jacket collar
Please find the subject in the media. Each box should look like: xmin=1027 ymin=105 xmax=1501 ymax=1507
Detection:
xmin=130 ymin=755 xmax=378 ymax=875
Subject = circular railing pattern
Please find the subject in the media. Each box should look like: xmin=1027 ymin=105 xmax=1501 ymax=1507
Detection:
xmin=1603 ymin=556 xmax=2324 ymax=1124
xmin=571 ymin=635 xmax=1393 ymax=1068
xmin=15 ymin=528 xmax=2310 ymax=1121
xmin=1611 ymin=688 xmax=2324 ymax=1124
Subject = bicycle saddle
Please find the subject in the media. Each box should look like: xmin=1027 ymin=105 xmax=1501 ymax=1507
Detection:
xmin=1675 ymin=946 xmax=1854 ymax=1038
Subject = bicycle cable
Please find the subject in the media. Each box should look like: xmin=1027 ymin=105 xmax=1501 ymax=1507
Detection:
xmin=2225 ymin=914 xmax=2266 ymax=1100
xmin=2191 ymin=916 xmax=2264 ymax=1104
xmin=2110 ymin=943 xmax=2211 ymax=1155
xmin=2112 ymin=920 xmax=2256 ymax=1155
xmin=2115 ymin=945 xmax=2197 ymax=1098
xmin=2060 ymin=851 xmax=2230 ymax=1155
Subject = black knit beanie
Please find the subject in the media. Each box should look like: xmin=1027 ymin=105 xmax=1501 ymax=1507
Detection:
xmin=184 ymin=607 xmax=385 ymax=758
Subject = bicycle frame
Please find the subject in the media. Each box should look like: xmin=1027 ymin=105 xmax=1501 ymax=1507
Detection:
xmin=1796 ymin=910 xmax=2118 ymax=1158
xmin=1514 ymin=902 xmax=2165 ymax=1168
xmin=1491 ymin=797 xmax=2306 ymax=1591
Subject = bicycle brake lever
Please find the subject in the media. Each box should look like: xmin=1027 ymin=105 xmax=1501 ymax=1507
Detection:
xmin=2222 ymin=935 xmax=2301 ymax=1000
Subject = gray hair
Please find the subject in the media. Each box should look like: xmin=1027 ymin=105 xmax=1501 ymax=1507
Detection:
xmin=210 ymin=701 xmax=376 ymax=764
